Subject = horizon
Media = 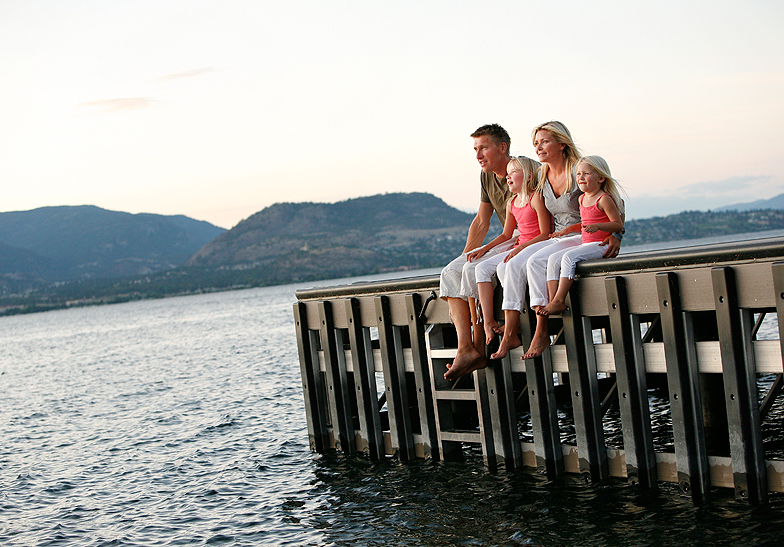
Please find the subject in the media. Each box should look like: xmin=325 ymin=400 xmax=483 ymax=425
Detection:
xmin=2 ymin=189 xmax=782 ymax=230
xmin=2 ymin=1 xmax=782 ymax=229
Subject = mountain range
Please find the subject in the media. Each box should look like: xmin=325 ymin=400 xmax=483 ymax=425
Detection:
xmin=2 ymin=192 xmax=784 ymax=313
xmin=0 ymin=206 xmax=225 ymax=294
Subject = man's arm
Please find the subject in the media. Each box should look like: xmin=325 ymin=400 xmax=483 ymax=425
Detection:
xmin=463 ymin=201 xmax=494 ymax=253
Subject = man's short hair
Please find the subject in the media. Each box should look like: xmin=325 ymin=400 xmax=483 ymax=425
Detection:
xmin=470 ymin=124 xmax=511 ymax=150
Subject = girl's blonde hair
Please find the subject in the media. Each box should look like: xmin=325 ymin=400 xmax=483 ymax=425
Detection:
xmin=577 ymin=155 xmax=626 ymax=215
xmin=531 ymin=121 xmax=581 ymax=193
xmin=507 ymin=155 xmax=541 ymax=202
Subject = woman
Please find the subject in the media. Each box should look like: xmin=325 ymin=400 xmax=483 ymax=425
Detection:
xmin=522 ymin=121 xmax=621 ymax=359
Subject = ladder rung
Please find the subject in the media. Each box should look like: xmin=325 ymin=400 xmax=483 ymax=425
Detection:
xmin=440 ymin=430 xmax=482 ymax=443
xmin=434 ymin=389 xmax=477 ymax=401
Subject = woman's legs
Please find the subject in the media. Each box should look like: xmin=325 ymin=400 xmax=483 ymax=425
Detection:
xmin=523 ymin=235 xmax=582 ymax=358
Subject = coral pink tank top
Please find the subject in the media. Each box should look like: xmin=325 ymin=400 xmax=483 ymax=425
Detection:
xmin=580 ymin=193 xmax=614 ymax=243
xmin=511 ymin=197 xmax=544 ymax=246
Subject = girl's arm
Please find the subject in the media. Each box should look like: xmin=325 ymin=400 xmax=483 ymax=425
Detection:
xmin=466 ymin=198 xmax=517 ymax=262
xmin=504 ymin=193 xmax=551 ymax=261
xmin=583 ymin=195 xmax=623 ymax=234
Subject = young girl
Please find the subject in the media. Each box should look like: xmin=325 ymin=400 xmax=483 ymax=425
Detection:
xmin=468 ymin=156 xmax=551 ymax=350
xmin=538 ymin=155 xmax=625 ymax=316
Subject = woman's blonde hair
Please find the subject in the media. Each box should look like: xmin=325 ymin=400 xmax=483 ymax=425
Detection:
xmin=577 ymin=155 xmax=626 ymax=215
xmin=507 ymin=155 xmax=541 ymax=202
xmin=531 ymin=121 xmax=581 ymax=193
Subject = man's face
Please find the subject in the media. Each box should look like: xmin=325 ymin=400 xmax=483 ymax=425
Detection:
xmin=473 ymin=135 xmax=507 ymax=175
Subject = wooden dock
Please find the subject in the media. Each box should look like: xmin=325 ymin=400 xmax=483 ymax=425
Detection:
xmin=293 ymin=237 xmax=784 ymax=504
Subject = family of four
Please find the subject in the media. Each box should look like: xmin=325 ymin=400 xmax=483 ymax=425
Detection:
xmin=440 ymin=121 xmax=625 ymax=381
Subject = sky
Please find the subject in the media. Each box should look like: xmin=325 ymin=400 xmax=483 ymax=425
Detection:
xmin=1 ymin=1 xmax=782 ymax=229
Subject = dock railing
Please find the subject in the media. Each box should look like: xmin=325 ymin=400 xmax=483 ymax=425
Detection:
xmin=293 ymin=237 xmax=784 ymax=504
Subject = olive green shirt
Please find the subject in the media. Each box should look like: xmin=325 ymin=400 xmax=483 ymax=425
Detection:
xmin=480 ymin=170 xmax=513 ymax=226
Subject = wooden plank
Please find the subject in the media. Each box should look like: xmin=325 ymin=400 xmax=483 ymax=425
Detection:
xmin=344 ymin=297 xmax=384 ymax=459
xmin=521 ymin=305 xmax=562 ymax=477
xmin=656 ymin=272 xmax=711 ymax=502
xmin=712 ymin=266 xmax=767 ymax=503
xmin=562 ymin=293 xmax=608 ymax=481
xmin=318 ymin=300 xmax=356 ymax=455
xmin=405 ymin=293 xmax=439 ymax=460
xmin=374 ymin=295 xmax=415 ymax=460
xmin=293 ymin=302 xmax=330 ymax=453
xmin=606 ymin=276 xmax=657 ymax=489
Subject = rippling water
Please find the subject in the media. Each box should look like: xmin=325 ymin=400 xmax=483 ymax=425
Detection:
xmin=2 ymin=270 xmax=784 ymax=546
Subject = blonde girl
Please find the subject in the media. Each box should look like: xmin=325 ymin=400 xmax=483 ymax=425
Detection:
xmin=469 ymin=156 xmax=551 ymax=352
xmin=538 ymin=155 xmax=625 ymax=316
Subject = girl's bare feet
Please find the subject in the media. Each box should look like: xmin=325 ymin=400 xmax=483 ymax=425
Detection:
xmin=522 ymin=333 xmax=550 ymax=359
xmin=483 ymin=319 xmax=503 ymax=345
xmin=490 ymin=332 xmax=521 ymax=359
xmin=538 ymin=299 xmax=566 ymax=316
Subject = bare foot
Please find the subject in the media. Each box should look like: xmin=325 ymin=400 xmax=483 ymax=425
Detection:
xmin=490 ymin=333 xmax=521 ymax=359
xmin=522 ymin=333 xmax=550 ymax=360
xmin=444 ymin=345 xmax=487 ymax=380
xmin=483 ymin=319 xmax=503 ymax=345
xmin=538 ymin=299 xmax=566 ymax=317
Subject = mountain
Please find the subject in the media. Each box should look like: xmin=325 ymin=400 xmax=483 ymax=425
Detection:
xmin=185 ymin=192 xmax=474 ymax=283
xmin=0 ymin=206 xmax=225 ymax=292
xmin=716 ymin=192 xmax=784 ymax=212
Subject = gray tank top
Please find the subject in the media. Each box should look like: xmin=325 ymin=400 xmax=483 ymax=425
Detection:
xmin=542 ymin=176 xmax=582 ymax=232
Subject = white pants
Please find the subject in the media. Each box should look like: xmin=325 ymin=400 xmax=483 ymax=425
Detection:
xmin=547 ymin=241 xmax=608 ymax=281
xmin=439 ymin=239 xmax=516 ymax=301
xmin=526 ymin=234 xmax=582 ymax=307
xmin=495 ymin=239 xmax=554 ymax=312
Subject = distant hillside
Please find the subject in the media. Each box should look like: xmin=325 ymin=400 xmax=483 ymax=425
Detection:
xmin=6 ymin=194 xmax=784 ymax=316
xmin=716 ymin=192 xmax=784 ymax=212
xmin=624 ymin=209 xmax=784 ymax=245
xmin=185 ymin=193 xmax=474 ymax=282
xmin=0 ymin=206 xmax=225 ymax=293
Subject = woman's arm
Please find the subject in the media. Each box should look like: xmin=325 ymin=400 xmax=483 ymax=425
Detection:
xmin=550 ymin=223 xmax=581 ymax=239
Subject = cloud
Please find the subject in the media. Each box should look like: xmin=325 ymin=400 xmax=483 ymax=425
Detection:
xmin=156 ymin=68 xmax=214 ymax=83
xmin=77 ymin=98 xmax=155 ymax=113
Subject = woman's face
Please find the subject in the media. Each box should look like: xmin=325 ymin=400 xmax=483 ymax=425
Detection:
xmin=533 ymin=130 xmax=565 ymax=165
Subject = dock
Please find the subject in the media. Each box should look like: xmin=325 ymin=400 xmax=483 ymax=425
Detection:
xmin=293 ymin=237 xmax=784 ymax=504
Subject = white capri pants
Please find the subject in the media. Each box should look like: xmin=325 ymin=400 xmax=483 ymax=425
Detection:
xmin=494 ymin=239 xmax=554 ymax=312
xmin=547 ymin=241 xmax=608 ymax=281
xmin=526 ymin=234 xmax=583 ymax=308
xmin=439 ymin=239 xmax=515 ymax=301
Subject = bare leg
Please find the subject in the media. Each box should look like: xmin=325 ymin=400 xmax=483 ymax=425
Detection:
xmin=540 ymin=277 xmax=573 ymax=316
xmin=444 ymin=297 xmax=487 ymax=380
xmin=523 ymin=312 xmax=550 ymax=359
xmin=491 ymin=309 xmax=521 ymax=359
xmin=538 ymin=279 xmax=562 ymax=316
xmin=477 ymin=281 xmax=502 ymax=345
xmin=468 ymin=297 xmax=484 ymax=353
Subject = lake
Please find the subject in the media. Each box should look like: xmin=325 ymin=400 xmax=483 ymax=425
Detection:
xmin=2 ymin=235 xmax=784 ymax=545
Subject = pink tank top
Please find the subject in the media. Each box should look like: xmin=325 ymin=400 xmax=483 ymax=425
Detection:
xmin=580 ymin=193 xmax=614 ymax=243
xmin=511 ymin=197 xmax=544 ymax=246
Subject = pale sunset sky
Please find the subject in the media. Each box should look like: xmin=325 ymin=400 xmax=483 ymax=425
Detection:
xmin=1 ymin=0 xmax=782 ymax=229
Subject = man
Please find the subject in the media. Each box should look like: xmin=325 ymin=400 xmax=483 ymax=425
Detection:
xmin=440 ymin=124 xmax=514 ymax=380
